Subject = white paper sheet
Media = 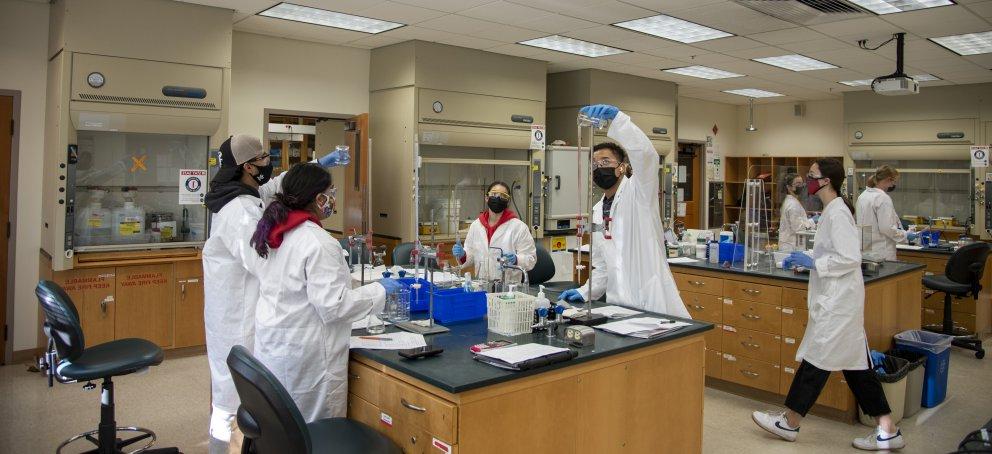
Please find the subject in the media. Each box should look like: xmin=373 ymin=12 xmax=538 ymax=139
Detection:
xmin=667 ymin=257 xmax=698 ymax=264
xmin=896 ymin=244 xmax=924 ymax=250
xmin=591 ymin=305 xmax=643 ymax=319
xmin=595 ymin=317 xmax=691 ymax=338
xmin=474 ymin=343 xmax=569 ymax=365
xmin=349 ymin=331 xmax=426 ymax=350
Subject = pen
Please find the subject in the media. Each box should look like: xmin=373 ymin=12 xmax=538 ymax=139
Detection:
xmin=359 ymin=336 xmax=392 ymax=341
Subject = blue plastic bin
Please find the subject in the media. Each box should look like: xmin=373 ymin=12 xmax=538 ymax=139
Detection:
xmin=398 ymin=278 xmax=433 ymax=312
xmin=893 ymin=330 xmax=953 ymax=408
xmin=432 ymin=288 xmax=487 ymax=324
xmin=718 ymin=243 xmax=745 ymax=263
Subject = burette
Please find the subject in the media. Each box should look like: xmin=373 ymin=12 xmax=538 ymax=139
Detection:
xmin=575 ymin=113 xmax=603 ymax=318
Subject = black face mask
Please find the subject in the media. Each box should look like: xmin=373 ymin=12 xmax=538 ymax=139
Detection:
xmin=593 ymin=167 xmax=619 ymax=190
xmin=251 ymin=162 xmax=274 ymax=185
xmin=886 ymin=184 xmax=896 ymax=193
xmin=487 ymin=197 xmax=508 ymax=213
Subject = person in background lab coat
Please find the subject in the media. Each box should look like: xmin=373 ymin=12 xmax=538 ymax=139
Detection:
xmin=452 ymin=181 xmax=536 ymax=284
xmin=752 ymin=158 xmax=905 ymax=451
xmin=202 ymin=137 xmax=347 ymax=452
xmin=778 ymin=172 xmax=814 ymax=252
xmin=558 ymin=105 xmax=689 ymax=319
xmin=856 ymin=165 xmax=919 ymax=261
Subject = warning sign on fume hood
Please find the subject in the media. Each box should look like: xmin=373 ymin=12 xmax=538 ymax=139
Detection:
xmin=179 ymin=169 xmax=207 ymax=205
xmin=971 ymin=146 xmax=989 ymax=168
xmin=530 ymin=125 xmax=545 ymax=150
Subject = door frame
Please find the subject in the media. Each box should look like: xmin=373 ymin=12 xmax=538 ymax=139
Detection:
xmin=1 ymin=90 xmax=22 ymax=365
xmin=677 ymin=140 xmax=707 ymax=230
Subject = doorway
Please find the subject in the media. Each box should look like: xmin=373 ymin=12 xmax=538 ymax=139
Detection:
xmin=676 ymin=142 xmax=705 ymax=230
xmin=0 ymin=94 xmax=15 ymax=365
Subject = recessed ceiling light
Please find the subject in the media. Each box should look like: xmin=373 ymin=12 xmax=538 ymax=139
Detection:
xmin=753 ymin=54 xmax=837 ymax=71
xmin=662 ymin=66 xmax=744 ymax=80
xmin=847 ymin=0 xmax=954 ymax=15
xmin=258 ymin=2 xmax=404 ymax=34
xmin=930 ymin=31 xmax=992 ymax=56
xmin=839 ymin=74 xmax=942 ymax=86
xmin=914 ymin=73 xmax=941 ymax=81
xmin=613 ymin=14 xmax=733 ymax=44
xmin=723 ymin=88 xmax=783 ymax=98
xmin=518 ymin=35 xmax=628 ymax=57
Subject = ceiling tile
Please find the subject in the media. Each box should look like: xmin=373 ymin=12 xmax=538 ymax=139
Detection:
xmin=903 ymin=38 xmax=961 ymax=60
xmin=965 ymin=54 xmax=992 ymax=68
xmin=619 ymin=0 xmax=728 ymax=13
xmin=723 ymin=45 xmax=792 ymax=59
xmin=514 ymin=14 xmax=600 ymax=34
xmin=964 ymin=1 xmax=992 ymax=17
xmin=434 ymin=34 xmax=504 ymax=50
xmin=550 ymin=1 xmax=656 ymax=24
xmin=347 ymin=34 xmax=407 ymax=48
xmin=808 ymin=17 xmax=905 ymax=43
xmin=805 ymin=67 xmax=873 ymax=82
xmin=609 ymin=35 xmax=689 ymax=53
xmin=505 ymin=0 xmax=608 ymax=13
xmin=563 ymin=25 xmax=653 ymax=45
xmin=880 ymin=5 xmax=992 ymax=37
xmin=640 ymin=43 xmax=712 ymax=59
xmin=945 ymin=73 xmax=992 ymax=83
xmin=780 ymin=38 xmax=855 ymax=54
xmin=673 ymin=2 xmax=795 ymax=35
xmin=486 ymin=43 xmax=560 ymax=58
xmin=598 ymin=52 xmax=683 ymax=68
xmin=459 ymin=1 xmax=554 ymax=25
xmin=390 ymin=0 xmax=497 ymax=13
xmin=748 ymin=27 xmax=826 ymax=45
xmin=291 ymin=0 xmax=389 ymax=15
xmin=471 ymin=24 xmax=548 ymax=42
xmin=379 ymin=25 xmax=458 ymax=42
xmin=289 ymin=23 xmax=371 ymax=44
xmin=691 ymin=36 xmax=765 ymax=52
xmin=415 ymin=14 xmax=496 ymax=34
xmin=716 ymin=59 xmax=791 ymax=75
xmin=358 ymin=1 xmax=448 ymax=24
xmin=682 ymin=53 xmax=744 ymax=65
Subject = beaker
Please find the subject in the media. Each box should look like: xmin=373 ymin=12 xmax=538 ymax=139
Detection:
xmin=366 ymin=313 xmax=386 ymax=334
xmin=386 ymin=288 xmax=411 ymax=322
xmin=577 ymin=112 xmax=607 ymax=130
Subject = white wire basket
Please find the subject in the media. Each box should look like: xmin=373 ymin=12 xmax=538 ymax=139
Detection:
xmin=486 ymin=292 xmax=536 ymax=336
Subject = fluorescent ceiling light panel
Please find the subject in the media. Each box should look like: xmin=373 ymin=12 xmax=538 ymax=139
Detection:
xmin=663 ymin=65 xmax=744 ymax=80
xmin=847 ymin=0 xmax=954 ymax=15
xmin=613 ymin=14 xmax=733 ymax=44
xmin=518 ymin=35 xmax=627 ymax=57
xmin=258 ymin=2 xmax=404 ymax=34
xmin=913 ymin=73 xmax=941 ymax=81
xmin=723 ymin=88 xmax=783 ymax=98
xmin=839 ymin=74 xmax=941 ymax=86
xmin=931 ymin=31 xmax=992 ymax=55
xmin=753 ymin=54 xmax=837 ymax=71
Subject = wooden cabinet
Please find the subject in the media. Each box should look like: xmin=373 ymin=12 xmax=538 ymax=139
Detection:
xmin=723 ymin=298 xmax=782 ymax=333
xmin=682 ymin=291 xmax=722 ymax=323
xmin=898 ymin=249 xmax=991 ymax=336
xmin=56 ymin=267 xmax=117 ymax=347
xmin=115 ymin=264 xmax=174 ymax=347
xmin=722 ymin=353 xmax=780 ymax=394
xmin=723 ymin=327 xmax=781 ymax=364
xmin=174 ymin=261 xmax=205 ymax=348
xmin=673 ymin=273 xmax=723 ymax=296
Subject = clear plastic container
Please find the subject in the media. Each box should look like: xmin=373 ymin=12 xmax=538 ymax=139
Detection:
xmin=74 ymin=189 xmax=111 ymax=246
xmin=111 ymin=199 xmax=146 ymax=244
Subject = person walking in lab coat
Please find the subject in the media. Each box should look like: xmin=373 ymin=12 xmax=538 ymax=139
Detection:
xmin=558 ymin=105 xmax=689 ymax=319
xmin=751 ymin=158 xmax=905 ymax=451
xmin=452 ymin=181 xmax=536 ymax=284
xmin=856 ymin=165 xmax=919 ymax=261
xmin=778 ymin=172 xmax=814 ymax=252
xmin=201 ymin=136 xmax=347 ymax=451
xmin=248 ymin=163 xmax=402 ymax=422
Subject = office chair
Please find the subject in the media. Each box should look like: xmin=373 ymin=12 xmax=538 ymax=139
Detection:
xmin=529 ymin=244 xmax=579 ymax=293
xmin=338 ymin=237 xmax=371 ymax=265
xmin=226 ymin=346 xmax=401 ymax=454
xmin=35 ymin=280 xmax=179 ymax=454
xmin=922 ymin=242 xmax=990 ymax=359
xmin=391 ymin=242 xmax=440 ymax=269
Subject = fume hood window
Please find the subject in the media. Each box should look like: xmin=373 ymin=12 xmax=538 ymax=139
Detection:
xmin=854 ymin=160 xmax=971 ymax=231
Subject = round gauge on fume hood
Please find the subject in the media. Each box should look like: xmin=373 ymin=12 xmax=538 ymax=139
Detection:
xmin=87 ymin=72 xmax=105 ymax=88
xmin=432 ymin=101 xmax=443 ymax=113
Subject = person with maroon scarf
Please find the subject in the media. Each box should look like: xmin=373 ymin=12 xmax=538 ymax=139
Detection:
xmin=452 ymin=181 xmax=536 ymax=284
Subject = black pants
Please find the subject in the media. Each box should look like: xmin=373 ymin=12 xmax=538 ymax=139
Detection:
xmin=785 ymin=360 xmax=891 ymax=417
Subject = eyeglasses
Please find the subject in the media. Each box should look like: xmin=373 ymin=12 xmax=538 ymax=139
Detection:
xmin=324 ymin=187 xmax=337 ymax=199
xmin=487 ymin=192 xmax=510 ymax=201
xmin=250 ymin=153 xmax=271 ymax=163
xmin=592 ymin=158 xmax=620 ymax=169
xmin=807 ymin=173 xmax=824 ymax=180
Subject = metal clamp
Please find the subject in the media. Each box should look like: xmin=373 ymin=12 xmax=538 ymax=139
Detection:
xmin=401 ymin=398 xmax=427 ymax=413
xmin=740 ymin=370 xmax=760 ymax=378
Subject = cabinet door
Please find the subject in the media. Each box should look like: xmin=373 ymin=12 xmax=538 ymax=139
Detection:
xmin=174 ymin=276 xmax=205 ymax=348
xmin=115 ymin=264 xmax=174 ymax=347
xmin=54 ymin=267 xmax=116 ymax=348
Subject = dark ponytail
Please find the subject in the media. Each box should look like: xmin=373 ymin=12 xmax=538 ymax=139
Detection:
xmin=815 ymin=158 xmax=854 ymax=214
xmin=251 ymin=163 xmax=331 ymax=258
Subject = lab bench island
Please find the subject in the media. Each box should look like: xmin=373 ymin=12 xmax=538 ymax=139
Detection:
xmin=348 ymin=306 xmax=713 ymax=454
xmin=668 ymin=258 xmax=925 ymax=421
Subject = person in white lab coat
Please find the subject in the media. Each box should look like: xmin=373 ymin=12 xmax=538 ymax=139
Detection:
xmin=558 ymin=105 xmax=689 ymax=319
xmin=856 ymin=165 xmax=919 ymax=261
xmin=751 ymin=158 xmax=905 ymax=451
xmin=201 ymin=136 xmax=347 ymax=451
xmin=248 ymin=163 xmax=402 ymax=422
xmin=778 ymin=172 xmax=814 ymax=252
xmin=452 ymin=181 xmax=536 ymax=284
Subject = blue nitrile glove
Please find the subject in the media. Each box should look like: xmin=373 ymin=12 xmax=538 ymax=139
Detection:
xmin=907 ymin=232 xmax=919 ymax=243
xmin=783 ymin=251 xmax=814 ymax=270
xmin=870 ymin=350 xmax=887 ymax=371
xmin=318 ymin=148 xmax=350 ymax=168
xmin=559 ymin=288 xmax=585 ymax=302
xmin=452 ymin=243 xmax=465 ymax=259
xmin=379 ymin=277 xmax=403 ymax=294
xmin=502 ymin=252 xmax=517 ymax=265
xmin=579 ymin=104 xmax=619 ymax=122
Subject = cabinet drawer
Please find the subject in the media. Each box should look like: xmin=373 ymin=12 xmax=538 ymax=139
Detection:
xmin=723 ymin=299 xmax=782 ymax=334
xmin=348 ymin=361 xmax=382 ymax=406
xmin=725 ymin=280 xmax=782 ymax=306
xmin=781 ymin=337 xmax=801 ymax=369
xmin=682 ymin=291 xmax=723 ymax=323
xmin=674 ymin=273 xmax=724 ymax=296
xmin=723 ymin=327 xmax=781 ymax=364
xmin=704 ymin=325 xmax=722 ymax=351
xmin=380 ymin=414 xmax=456 ymax=454
xmin=706 ymin=349 xmax=722 ymax=380
xmin=722 ymin=353 xmax=780 ymax=394
xmin=381 ymin=376 xmax=457 ymax=443
xmin=923 ymin=295 xmax=977 ymax=314
xmin=347 ymin=393 xmax=382 ymax=430
xmin=781 ymin=307 xmax=808 ymax=339
xmin=782 ymin=288 xmax=806 ymax=308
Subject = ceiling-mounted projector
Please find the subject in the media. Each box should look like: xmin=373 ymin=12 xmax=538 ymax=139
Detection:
xmin=859 ymin=32 xmax=918 ymax=96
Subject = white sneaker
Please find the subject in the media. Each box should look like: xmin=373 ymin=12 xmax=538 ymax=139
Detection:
xmin=853 ymin=427 xmax=905 ymax=451
xmin=751 ymin=410 xmax=800 ymax=442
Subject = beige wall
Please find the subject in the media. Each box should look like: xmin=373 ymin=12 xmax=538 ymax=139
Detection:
xmin=735 ymin=99 xmax=845 ymax=158
xmin=230 ymin=32 xmax=371 ymax=138
xmin=678 ymin=96 xmax=739 ymax=153
xmin=2 ymin=0 xmax=49 ymax=352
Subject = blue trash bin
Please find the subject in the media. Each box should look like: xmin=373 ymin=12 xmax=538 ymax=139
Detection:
xmin=893 ymin=330 xmax=953 ymax=408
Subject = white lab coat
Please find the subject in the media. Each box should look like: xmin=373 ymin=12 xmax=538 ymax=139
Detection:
xmin=795 ymin=197 xmax=869 ymax=371
xmin=576 ymin=112 xmax=689 ymax=319
xmin=202 ymin=175 xmax=284 ymax=414
xmin=778 ymin=194 xmax=813 ymax=252
xmin=856 ymin=187 xmax=907 ymax=261
xmin=463 ymin=216 xmax=536 ymax=283
xmin=252 ymin=221 xmax=386 ymax=422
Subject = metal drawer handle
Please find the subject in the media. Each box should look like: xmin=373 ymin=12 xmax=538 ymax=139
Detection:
xmin=100 ymin=296 xmax=113 ymax=315
xmin=692 ymin=305 xmax=705 ymax=311
xmin=689 ymin=280 xmax=705 ymax=286
xmin=348 ymin=373 xmax=360 ymax=380
xmin=411 ymin=436 xmax=418 ymax=444
xmin=740 ymin=369 xmax=760 ymax=378
xmin=743 ymin=288 xmax=762 ymax=295
xmin=743 ymin=313 xmax=762 ymax=320
xmin=401 ymin=398 xmax=427 ymax=413
xmin=740 ymin=341 xmax=760 ymax=349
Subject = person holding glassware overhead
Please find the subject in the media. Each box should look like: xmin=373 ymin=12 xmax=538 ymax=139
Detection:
xmin=856 ymin=165 xmax=920 ymax=261
xmin=778 ymin=172 xmax=815 ymax=252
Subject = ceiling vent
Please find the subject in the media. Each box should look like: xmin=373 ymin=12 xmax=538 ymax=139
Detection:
xmin=733 ymin=0 xmax=872 ymax=26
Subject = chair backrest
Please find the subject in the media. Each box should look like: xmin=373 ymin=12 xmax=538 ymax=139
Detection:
xmin=392 ymin=242 xmax=440 ymax=269
xmin=338 ymin=238 xmax=371 ymax=265
xmin=35 ymin=281 xmax=85 ymax=363
xmin=945 ymin=242 xmax=991 ymax=286
xmin=528 ymin=244 xmax=556 ymax=285
xmin=227 ymin=345 xmax=311 ymax=454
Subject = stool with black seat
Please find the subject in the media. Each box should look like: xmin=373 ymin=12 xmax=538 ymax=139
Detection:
xmin=35 ymin=280 xmax=180 ymax=454
xmin=528 ymin=244 xmax=579 ymax=293
xmin=226 ymin=345 xmax=401 ymax=454
xmin=922 ymin=242 xmax=990 ymax=359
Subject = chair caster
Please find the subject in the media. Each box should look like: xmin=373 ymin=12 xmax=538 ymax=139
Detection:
xmin=977 ymin=350 xmax=985 ymax=359
xmin=57 ymin=426 xmax=156 ymax=454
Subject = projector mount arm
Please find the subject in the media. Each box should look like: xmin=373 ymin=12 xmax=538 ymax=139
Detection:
xmin=858 ymin=33 xmax=907 ymax=79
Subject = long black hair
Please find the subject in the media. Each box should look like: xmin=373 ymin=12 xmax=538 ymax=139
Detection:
xmin=250 ymin=163 xmax=331 ymax=258
xmin=815 ymin=158 xmax=854 ymax=214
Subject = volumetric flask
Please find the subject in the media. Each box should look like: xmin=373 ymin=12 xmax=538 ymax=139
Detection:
xmin=387 ymin=288 xmax=411 ymax=322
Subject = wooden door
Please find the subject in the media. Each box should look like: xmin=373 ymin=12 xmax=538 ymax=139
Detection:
xmin=676 ymin=143 xmax=702 ymax=229
xmin=115 ymin=264 xmax=174 ymax=347
xmin=343 ymin=114 xmax=370 ymax=234
xmin=174 ymin=261 xmax=205 ymax=348
xmin=0 ymin=96 xmax=11 ymax=363
xmin=54 ymin=267 xmax=117 ymax=348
